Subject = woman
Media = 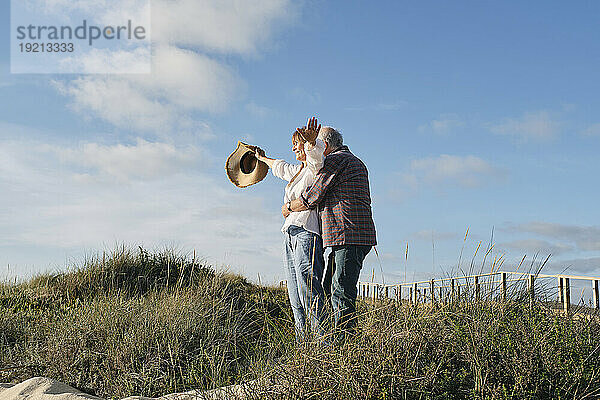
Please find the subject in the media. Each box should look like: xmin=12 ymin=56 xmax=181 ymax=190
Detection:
xmin=255 ymin=118 xmax=327 ymax=341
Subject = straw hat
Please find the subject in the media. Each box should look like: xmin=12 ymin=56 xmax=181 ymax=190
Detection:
xmin=225 ymin=141 xmax=269 ymax=188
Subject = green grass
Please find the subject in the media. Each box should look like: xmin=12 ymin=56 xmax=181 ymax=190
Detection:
xmin=1 ymin=246 xmax=599 ymax=399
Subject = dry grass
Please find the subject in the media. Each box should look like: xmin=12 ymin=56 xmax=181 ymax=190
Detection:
xmin=1 ymin=246 xmax=599 ymax=399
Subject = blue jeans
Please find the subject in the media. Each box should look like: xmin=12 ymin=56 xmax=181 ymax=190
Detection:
xmin=284 ymin=225 xmax=327 ymax=340
xmin=330 ymin=245 xmax=372 ymax=333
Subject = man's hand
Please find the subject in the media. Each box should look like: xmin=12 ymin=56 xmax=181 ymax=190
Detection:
xmin=281 ymin=199 xmax=308 ymax=218
xmin=281 ymin=203 xmax=291 ymax=218
xmin=296 ymin=117 xmax=320 ymax=144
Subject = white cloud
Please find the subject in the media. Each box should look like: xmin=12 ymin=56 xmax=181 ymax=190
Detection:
xmin=509 ymin=222 xmax=600 ymax=252
xmin=581 ymin=123 xmax=600 ymax=136
xmin=541 ymin=257 xmax=600 ymax=277
xmin=391 ymin=155 xmax=504 ymax=200
xmin=54 ymin=45 xmax=240 ymax=135
xmin=56 ymin=76 xmax=171 ymax=130
xmin=50 ymin=138 xmax=205 ymax=182
xmin=137 ymin=46 xmax=240 ymax=112
xmin=407 ymin=154 xmax=504 ymax=188
xmin=419 ymin=113 xmax=464 ymax=134
xmin=152 ymin=0 xmax=295 ymax=54
xmin=497 ymin=239 xmax=573 ymax=257
xmin=489 ymin=111 xmax=560 ymax=142
xmin=57 ymin=47 xmax=152 ymax=74
xmin=55 ymin=76 xmax=176 ymax=133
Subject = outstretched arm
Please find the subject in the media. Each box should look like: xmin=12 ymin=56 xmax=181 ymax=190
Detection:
xmin=258 ymin=147 xmax=302 ymax=182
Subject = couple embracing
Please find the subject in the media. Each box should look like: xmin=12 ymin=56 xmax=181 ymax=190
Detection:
xmin=255 ymin=117 xmax=377 ymax=341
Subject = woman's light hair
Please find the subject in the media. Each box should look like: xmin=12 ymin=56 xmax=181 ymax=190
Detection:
xmin=318 ymin=126 xmax=343 ymax=150
xmin=292 ymin=130 xmax=303 ymax=144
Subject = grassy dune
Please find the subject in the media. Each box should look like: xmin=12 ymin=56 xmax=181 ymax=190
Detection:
xmin=1 ymin=247 xmax=599 ymax=399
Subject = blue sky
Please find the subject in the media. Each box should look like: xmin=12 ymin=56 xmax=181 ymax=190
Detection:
xmin=1 ymin=1 xmax=599 ymax=288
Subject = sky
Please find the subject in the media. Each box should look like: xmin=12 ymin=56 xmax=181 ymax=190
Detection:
xmin=1 ymin=1 xmax=599 ymax=295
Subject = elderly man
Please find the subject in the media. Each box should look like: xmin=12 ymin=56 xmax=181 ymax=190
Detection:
xmin=283 ymin=117 xmax=377 ymax=334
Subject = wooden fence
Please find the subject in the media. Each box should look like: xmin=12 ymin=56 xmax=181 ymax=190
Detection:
xmin=357 ymin=271 xmax=600 ymax=314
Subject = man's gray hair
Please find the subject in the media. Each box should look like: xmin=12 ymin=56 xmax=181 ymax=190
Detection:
xmin=318 ymin=126 xmax=343 ymax=150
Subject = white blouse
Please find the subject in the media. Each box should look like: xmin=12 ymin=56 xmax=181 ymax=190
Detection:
xmin=271 ymin=139 xmax=325 ymax=235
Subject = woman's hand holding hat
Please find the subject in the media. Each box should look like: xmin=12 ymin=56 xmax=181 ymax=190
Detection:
xmin=253 ymin=146 xmax=275 ymax=168
xmin=254 ymin=146 xmax=265 ymax=161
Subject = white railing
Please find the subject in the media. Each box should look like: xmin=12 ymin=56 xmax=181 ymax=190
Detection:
xmin=357 ymin=271 xmax=600 ymax=314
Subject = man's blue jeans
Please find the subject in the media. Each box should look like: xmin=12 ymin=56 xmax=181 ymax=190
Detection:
xmin=284 ymin=225 xmax=327 ymax=340
xmin=330 ymin=244 xmax=372 ymax=333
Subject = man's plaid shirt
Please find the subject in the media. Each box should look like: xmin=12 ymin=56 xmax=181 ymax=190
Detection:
xmin=300 ymin=146 xmax=377 ymax=247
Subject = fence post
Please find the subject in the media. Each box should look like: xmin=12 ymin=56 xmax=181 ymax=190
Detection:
xmin=451 ymin=278 xmax=456 ymax=302
xmin=558 ymin=277 xmax=564 ymax=305
xmin=385 ymin=286 xmax=389 ymax=299
xmin=439 ymin=287 xmax=443 ymax=305
xmin=430 ymin=279 xmax=435 ymax=305
xmin=474 ymin=275 xmax=480 ymax=301
xmin=562 ymin=278 xmax=571 ymax=315
xmin=413 ymin=282 xmax=418 ymax=304
xmin=593 ymin=280 xmax=599 ymax=309
xmin=373 ymin=284 xmax=378 ymax=301
xmin=501 ymin=272 xmax=507 ymax=301
xmin=528 ymin=274 xmax=535 ymax=306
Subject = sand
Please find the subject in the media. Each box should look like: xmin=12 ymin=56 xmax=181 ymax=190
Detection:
xmin=0 ymin=378 xmax=258 ymax=400
xmin=0 ymin=377 xmax=102 ymax=400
